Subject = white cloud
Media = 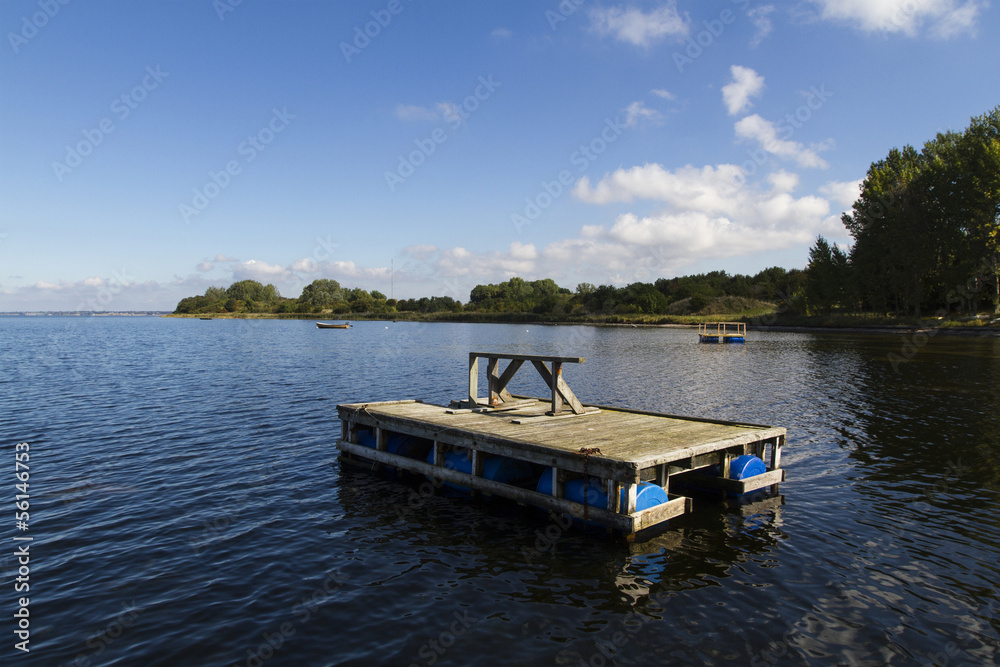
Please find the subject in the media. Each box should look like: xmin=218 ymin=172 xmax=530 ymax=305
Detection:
xmin=819 ymin=178 xmax=864 ymax=208
xmin=291 ymin=257 xmax=318 ymax=273
xmin=650 ymin=88 xmax=676 ymax=100
xmin=196 ymin=262 xmax=214 ymax=272
xmin=395 ymin=104 xmax=440 ymax=121
xmin=491 ymin=27 xmax=513 ymax=39
xmin=573 ymin=163 xmax=748 ymax=212
xmin=722 ymin=65 xmax=765 ymax=115
xmin=768 ymin=170 xmax=800 ymax=193
xmin=623 ymin=101 xmax=662 ymax=127
xmin=589 ymin=2 xmax=689 ymax=47
xmin=232 ymin=259 xmax=290 ymax=283
xmin=572 ymin=162 xmax=829 ymax=228
xmin=1 ymin=275 xmax=181 ymax=311
xmin=748 ymin=5 xmax=776 ymax=46
xmin=807 ymin=0 xmax=985 ymax=37
xmin=734 ymin=114 xmax=829 ymax=168
xmin=214 ymin=254 xmax=238 ymax=263
xmin=557 ymin=161 xmax=841 ymax=279
xmin=432 ymin=243 xmax=538 ymax=278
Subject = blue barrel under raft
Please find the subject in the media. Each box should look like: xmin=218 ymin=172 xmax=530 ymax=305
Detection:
xmin=356 ymin=429 xmax=433 ymax=466
xmin=536 ymin=470 xmax=670 ymax=511
xmin=426 ymin=450 xmax=538 ymax=492
xmin=728 ymin=454 xmax=766 ymax=479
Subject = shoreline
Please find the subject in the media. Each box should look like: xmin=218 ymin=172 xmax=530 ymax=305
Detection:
xmin=160 ymin=313 xmax=1000 ymax=337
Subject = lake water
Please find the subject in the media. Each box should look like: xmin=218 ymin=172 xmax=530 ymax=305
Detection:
xmin=3 ymin=317 xmax=999 ymax=666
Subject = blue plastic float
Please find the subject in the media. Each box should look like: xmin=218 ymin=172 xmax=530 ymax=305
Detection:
xmin=535 ymin=469 xmax=669 ymax=511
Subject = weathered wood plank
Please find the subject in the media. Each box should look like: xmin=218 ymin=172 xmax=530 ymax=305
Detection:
xmin=672 ymin=469 xmax=785 ymax=494
xmin=468 ymin=354 xmax=479 ymax=405
xmin=470 ymin=352 xmax=585 ymax=364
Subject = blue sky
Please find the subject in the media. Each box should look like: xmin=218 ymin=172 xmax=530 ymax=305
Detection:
xmin=1 ymin=0 xmax=998 ymax=310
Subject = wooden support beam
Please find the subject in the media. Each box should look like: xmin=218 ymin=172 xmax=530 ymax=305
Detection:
xmin=530 ymin=360 xmax=586 ymax=415
xmin=433 ymin=440 xmax=443 ymax=466
xmin=468 ymin=354 xmax=479 ymax=406
xmin=770 ymin=435 xmax=783 ymax=470
xmin=471 ymin=449 xmax=483 ymax=498
xmin=719 ymin=450 xmax=732 ymax=479
xmin=623 ymin=483 xmax=637 ymax=514
xmin=551 ymin=361 xmax=563 ymax=414
xmin=493 ymin=359 xmax=524 ymax=401
xmin=487 ymin=357 xmax=500 ymax=406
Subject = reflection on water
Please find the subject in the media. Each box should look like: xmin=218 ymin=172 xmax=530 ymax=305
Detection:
xmin=1 ymin=317 xmax=999 ymax=665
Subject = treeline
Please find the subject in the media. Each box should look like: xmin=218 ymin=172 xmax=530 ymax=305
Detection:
xmin=174 ymin=270 xmax=806 ymax=318
xmin=805 ymin=107 xmax=1000 ymax=317
xmin=174 ymin=279 xmax=394 ymax=315
xmin=464 ymin=272 xmax=803 ymax=316
xmin=174 ymin=278 xmax=464 ymax=316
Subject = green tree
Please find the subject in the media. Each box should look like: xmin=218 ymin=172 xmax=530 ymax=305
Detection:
xmin=299 ymin=279 xmax=343 ymax=308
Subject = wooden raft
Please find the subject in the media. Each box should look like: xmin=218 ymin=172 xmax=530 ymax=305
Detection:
xmin=698 ymin=321 xmax=746 ymax=343
xmin=336 ymin=353 xmax=785 ymax=538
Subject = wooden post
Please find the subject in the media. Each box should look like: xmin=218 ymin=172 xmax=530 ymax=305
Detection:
xmin=487 ymin=356 xmax=500 ymax=406
xmin=623 ymin=483 xmax=637 ymax=514
xmin=549 ymin=466 xmax=564 ymax=499
xmin=471 ymin=449 xmax=483 ymax=497
xmin=433 ymin=440 xmax=443 ymax=466
xmin=770 ymin=436 xmax=783 ymax=470
xmin=607 ymin=480 xmax=624 ymax=513
xmin=656 ymin=464 xmax=667 ymax=487
xmin=720 ymin=450 xmax=732 ymax=479
xmin=551 ymin=361 xmax=563 ymax=414
xmin=468 ymin=354 xmax=479 ymax=407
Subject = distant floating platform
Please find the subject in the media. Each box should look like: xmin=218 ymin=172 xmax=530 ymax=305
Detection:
xmin=698 ymin=321 xmax=746 ymax=344
xmin=336 ymin=352 xmax=785 ymax=539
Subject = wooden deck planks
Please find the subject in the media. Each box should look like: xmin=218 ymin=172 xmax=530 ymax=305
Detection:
xmin=339 ymin=398 xmax=782 ymax=476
